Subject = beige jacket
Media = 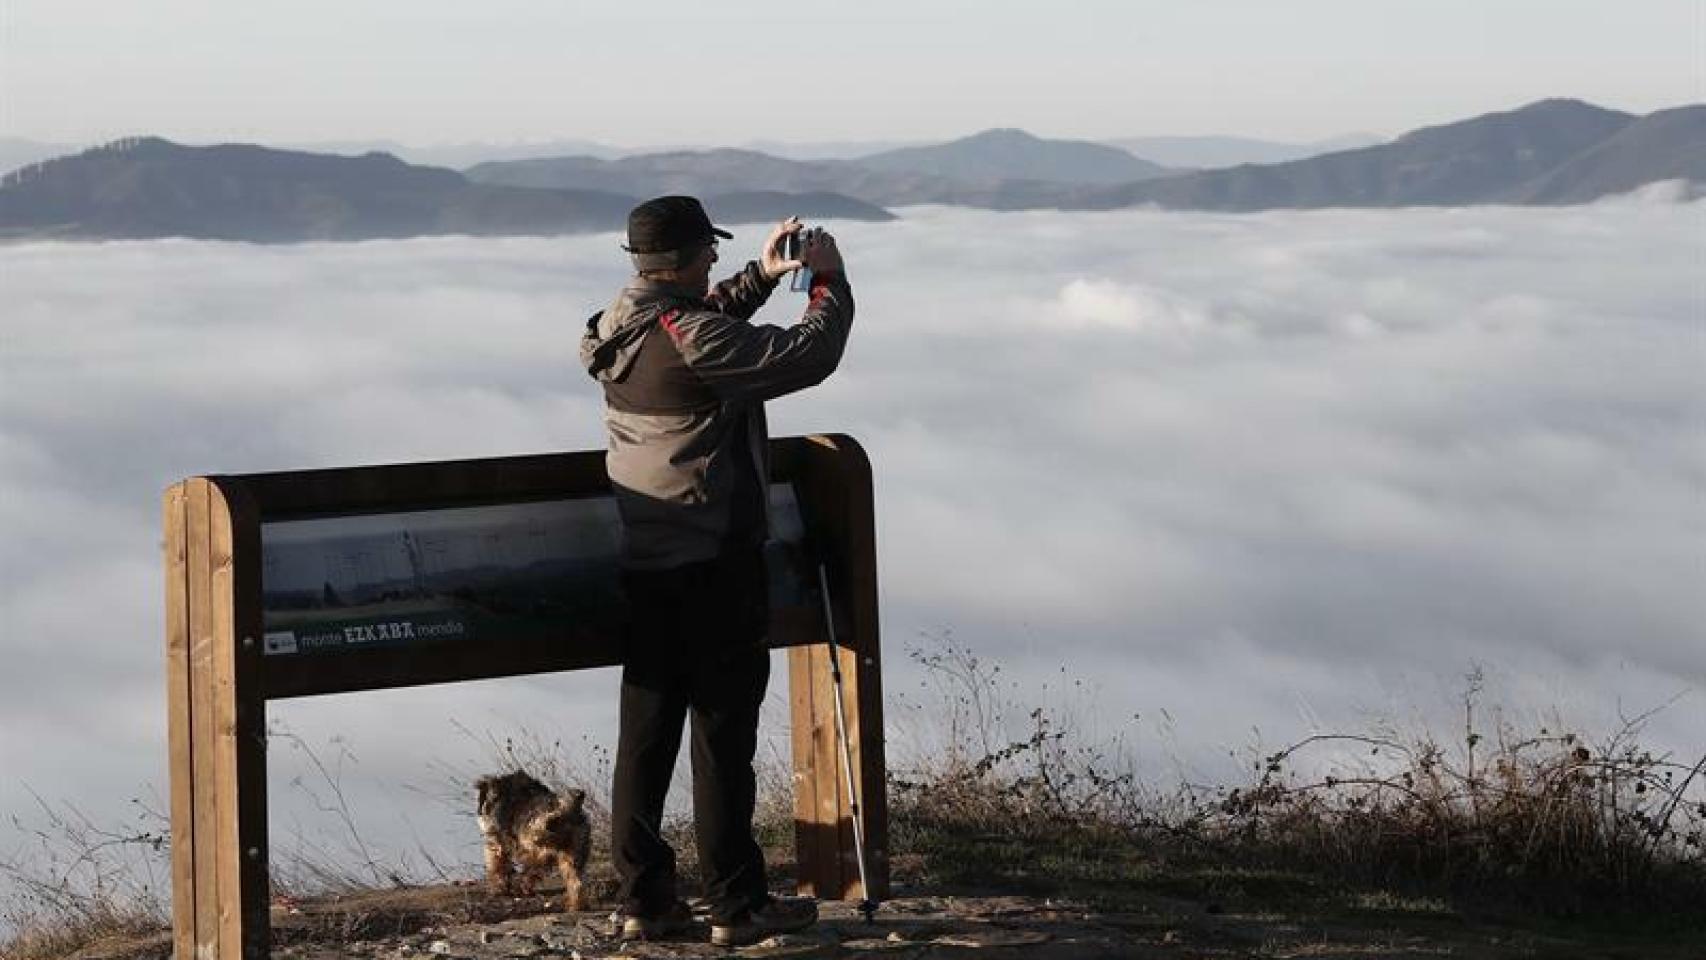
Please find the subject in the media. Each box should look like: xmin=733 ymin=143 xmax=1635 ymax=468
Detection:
xmin=580 ymin=261 xmax=854 ymax=569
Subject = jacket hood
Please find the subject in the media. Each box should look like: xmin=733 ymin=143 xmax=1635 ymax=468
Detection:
xmin=580 ymin=306 xmax=652 ymax=384
xmin=581 ymin=279 xmax=694 ymax=383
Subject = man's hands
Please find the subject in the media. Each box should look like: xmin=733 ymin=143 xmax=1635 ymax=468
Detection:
xmin=759 ymin=216 xmax=846 ymax=282
xmin=759 ymin=217 xmax=805 ymax=282
xmin=800 ymin=227 xmax=845 ymax=278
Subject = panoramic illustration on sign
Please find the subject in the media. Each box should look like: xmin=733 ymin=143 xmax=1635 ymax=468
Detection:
xmin=260 ymin=484 xmax=814 ymax=656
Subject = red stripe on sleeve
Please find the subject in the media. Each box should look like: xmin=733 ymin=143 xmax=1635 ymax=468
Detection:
xmin=809 ymin=271 xmax=840 ymax=304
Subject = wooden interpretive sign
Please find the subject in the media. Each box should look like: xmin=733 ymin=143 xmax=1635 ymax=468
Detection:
xmin=163 ymin=435 xmax=885 ymax=959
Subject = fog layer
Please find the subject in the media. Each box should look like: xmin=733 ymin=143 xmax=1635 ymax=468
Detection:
xmin=3 ymin=195 xmax=1701 ymax=871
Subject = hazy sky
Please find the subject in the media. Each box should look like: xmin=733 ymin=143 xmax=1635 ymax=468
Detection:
xmin=4 ymin=195 xmax=1703 ymax=894
xmin=2 ymin=1 xmax=1700 ymax=147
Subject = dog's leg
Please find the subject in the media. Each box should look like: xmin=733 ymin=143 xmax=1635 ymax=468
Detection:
xmin=516 ymin=856 xmax=544 ymax=896
xmin=560 ymin=831 xmax=591 ymax=912
xmin=559 ymin=853 xmax=585 ymax=912
xmin=483 ymin=837 xmax=514 ymax=895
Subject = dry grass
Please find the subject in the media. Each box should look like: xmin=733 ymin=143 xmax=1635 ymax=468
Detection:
xmin=0 ymin=907 xmax=164 ymax=960
xmin=6 ymin=642 xmax=1703 ymax=957
xmin=0 ymin=792 xmax=170 ymax=959
xmin=886 ymin=644 xmax=1706 ymax=924
xmin=1206 ymin=676 xmax=1706 ymax=916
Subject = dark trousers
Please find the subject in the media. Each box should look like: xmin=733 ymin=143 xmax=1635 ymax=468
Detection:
xmin=611 ymin=547 xmax=771 ymax=924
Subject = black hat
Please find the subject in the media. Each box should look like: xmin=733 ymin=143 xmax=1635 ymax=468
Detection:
xmin=623 ymin=195 xmax=733 ymax=254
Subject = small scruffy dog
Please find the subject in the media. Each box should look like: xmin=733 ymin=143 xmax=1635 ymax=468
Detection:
xmin=475 ymin=771 xmax=592 ymax=911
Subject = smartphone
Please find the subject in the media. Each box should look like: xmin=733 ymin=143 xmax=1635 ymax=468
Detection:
xmin=785 ymin=228 xmax=812 ymax=292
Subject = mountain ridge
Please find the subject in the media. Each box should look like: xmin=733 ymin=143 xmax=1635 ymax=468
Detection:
xmin=851 ymin=127 xmax=1171 ymax=184
xmin=1508 ymin=104 xmax=1706 ymax=204
xmin=1074 ymin=98 xmax=1684 ymax=211
xmin=1102 ymin=132 xmax=1384 ymax=169
xmin=2 ymin=100 xmax=1699 ymax=242
xmin=465 ymin=99 xmax=1701 ymax=214
xmin=0 ymin=138 xmax=893 ymax=242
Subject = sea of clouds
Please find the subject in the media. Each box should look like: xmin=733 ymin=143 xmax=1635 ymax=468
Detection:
xmin=3 ymin=194 xmax=1702 ymax=880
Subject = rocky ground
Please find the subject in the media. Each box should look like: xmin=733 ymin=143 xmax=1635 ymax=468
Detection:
xmin=56 ymin=875 xmax=1701 ymax=960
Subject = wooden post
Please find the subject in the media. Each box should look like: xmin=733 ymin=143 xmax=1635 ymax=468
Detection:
xmin=166 ymin=479 xmax=269 ymax=959
xmin=163 ymin=484 xmax=195 ymax=960
xmin=786 ymin=436 xmax=889 ymax=901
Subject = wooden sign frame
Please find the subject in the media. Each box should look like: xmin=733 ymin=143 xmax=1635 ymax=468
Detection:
xmin=163 ymin=434 xmax=885 ymax=959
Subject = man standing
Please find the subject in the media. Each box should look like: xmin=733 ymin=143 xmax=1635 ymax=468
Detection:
xmin=580 ymin=196 xmax=853 ymax=946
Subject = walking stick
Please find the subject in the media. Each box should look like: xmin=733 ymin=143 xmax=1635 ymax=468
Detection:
xmin=816 ymin=562 xmax=879 ymax=923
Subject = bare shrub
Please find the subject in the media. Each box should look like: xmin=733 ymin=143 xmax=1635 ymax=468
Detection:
xmin=886 ymin=635 xmax=1168 ymax=894
xmin=1209 ymin=679 xmax=1706 ymax=913
xmin=886 ymin=638 xmax=1706 ymax=917
xmin=0 ymin=792 xmax=170 ymax=957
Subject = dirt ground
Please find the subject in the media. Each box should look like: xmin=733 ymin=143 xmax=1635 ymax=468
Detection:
xmin=57 ymin=874 xmax=1702 ymax=960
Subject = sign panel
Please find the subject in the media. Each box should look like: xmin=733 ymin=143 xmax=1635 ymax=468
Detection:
xmin=259 ymin=485 xmax=815 ymax=658
xmin=165 ymin=436 xmax=885 ymax=959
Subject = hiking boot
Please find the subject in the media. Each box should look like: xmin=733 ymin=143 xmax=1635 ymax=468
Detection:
xmin=710 ymin=896 xmax=819 ymax=947
xmin=614 ymin=899 xmax=695 ymax=941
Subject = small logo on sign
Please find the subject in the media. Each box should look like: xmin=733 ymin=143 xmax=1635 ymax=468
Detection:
xmin=264 ymin=631 xmax=299 ymax=656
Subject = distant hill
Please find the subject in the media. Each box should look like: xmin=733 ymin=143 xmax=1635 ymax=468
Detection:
xmin=0 ymin=137 xmax=79 ymax=176
xmin=466 ymin=148 xmax=992 ymax=208
xmin=1079 ymin=99 xmax=1659 ymax=211
xmin=1103 ymin=133 xmax=1384 ymax=169
xmin=292 ymin=138 xmax=631 ymax=168
xmin=851 ymin=128 xmax=1170 ymax=184
xmin=469 ymin=145 xmax=1129 ymax=210
xmin=1507 ymin=104 xmax=1706 ymax=204
xmin=736 ymin=138 xmax=927 ymax=161
xmin=471 ymin=149 xmax=830 ymax=196
xmin=1 ymin=138 xmax=467 ymax=240
xmin=700 ymin=191 xmax=895 ymax=225
xmin=0 ymin=139 xmax=893 ymax=242
xmin=0 ymin=138 xmax=624 ymax=241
